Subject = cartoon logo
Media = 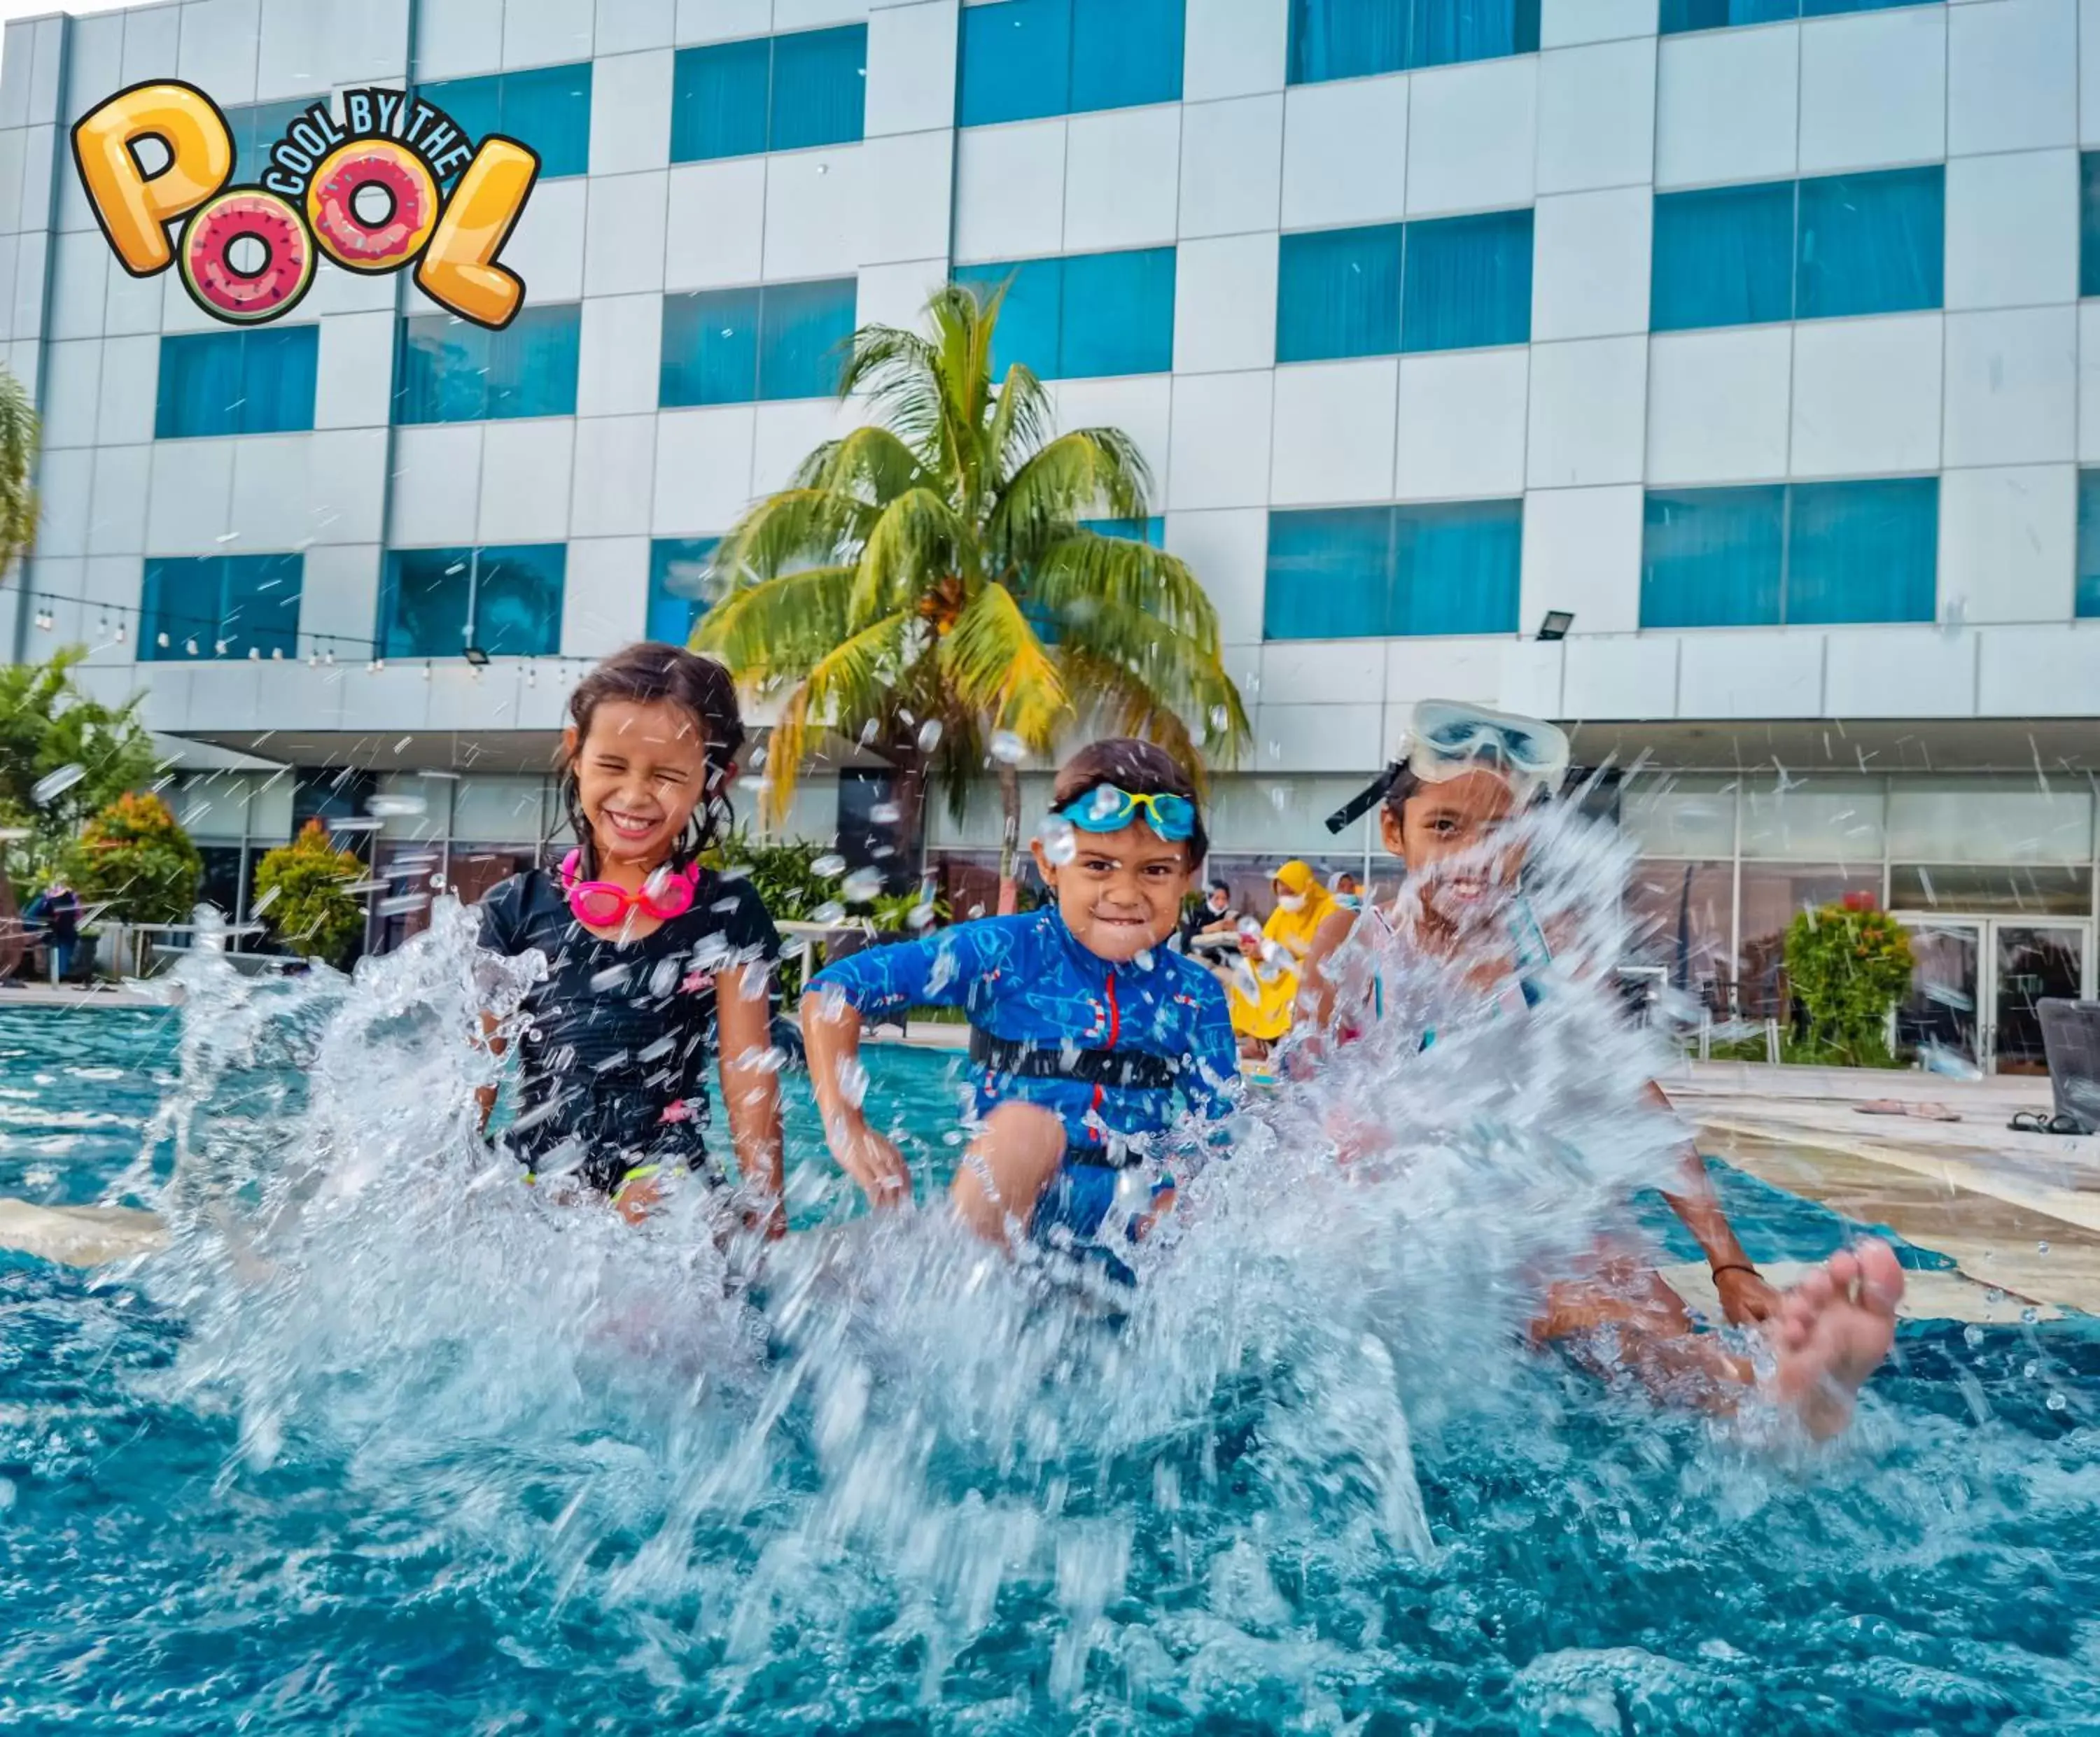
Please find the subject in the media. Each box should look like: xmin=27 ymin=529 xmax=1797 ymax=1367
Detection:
xmin=71 ymin=80 xmax=540 ymax=330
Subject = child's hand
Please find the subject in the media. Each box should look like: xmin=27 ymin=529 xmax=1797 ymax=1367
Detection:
xmin=613 ymin=1173 xmax=664 ymax=1225
xmin=834 ymin=1120 xmax=913 ymax=1209
xmin=1713 ymin=1265 xmax=1781 ymax=1325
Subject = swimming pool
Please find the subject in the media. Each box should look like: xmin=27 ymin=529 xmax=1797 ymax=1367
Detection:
xmin=2 ymin=995 xmax=2097 ymax=1734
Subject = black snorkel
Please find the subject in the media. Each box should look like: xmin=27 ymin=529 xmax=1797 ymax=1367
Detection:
xmin=1325 ymin=764 xmax=1402 ymax=836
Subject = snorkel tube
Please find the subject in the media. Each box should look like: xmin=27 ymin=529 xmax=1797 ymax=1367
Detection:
xmin=1325 ymin=765 xmax=1402 ymax=836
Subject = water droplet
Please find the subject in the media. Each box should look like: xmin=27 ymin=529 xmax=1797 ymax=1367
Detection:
xmin=1038 ymin=815 xmax=1077 ymax=866
xmin=990 ymin=730 xmax=1027 ymax=765
xmin=917 ymin=718 xmax=944 ymax=753
xmin=841 ymin=867 xmax=883 ymax=903
xmin=2037 ymin=1241 xmax=2050 ymax=1256
xmin=869 ymin=802 xmax=902 ymax=825
xmin=2024 ymin=1358 xmax=2041 ymax=1379
xmin=811 ymin=901 xmax=846 ymax=924
xmin=811 ymin=854 xmax=848 ymax=879
xmin=906 ymin=901 xmax=937 ymax=930
xmin=30 ymin=764 xmax=85 ymax=806
xmin=1963 ymin=1325 xmax=1984 ymax=1348
xmin=2021 ymin=1307 xmax=2040 ymax=1325
xmin=366 ymin=793 xmax=426 ymax=819
xmin=2047 ymin=1391 xmax=2069 ymax=1412
xmin=1209 ymin=704 xmax=1228 ymax=732
xmin=1985 ymin=1288 xmax=2006 ymax=1304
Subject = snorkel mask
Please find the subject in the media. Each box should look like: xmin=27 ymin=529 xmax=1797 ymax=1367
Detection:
xmin=1324 ymin=700 xmax=1572 ymax=834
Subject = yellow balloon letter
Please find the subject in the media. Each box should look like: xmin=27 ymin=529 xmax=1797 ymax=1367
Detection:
xmin=415 ymin=137 xmax=539 ymax=330
xmin=71 ymin=81 xmax=233 ymax=276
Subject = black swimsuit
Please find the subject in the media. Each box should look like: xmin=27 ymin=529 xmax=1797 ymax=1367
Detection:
xmin=476 ymin=867 xmax=779 ymax=1193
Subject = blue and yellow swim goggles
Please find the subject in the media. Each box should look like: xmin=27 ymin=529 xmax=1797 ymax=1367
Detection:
xmin=1058 ymin=784 xmax=1198 ymax=843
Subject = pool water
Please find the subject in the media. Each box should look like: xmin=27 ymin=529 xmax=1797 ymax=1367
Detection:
xmin=2 ymin=983 xmax=2098 ymax=1734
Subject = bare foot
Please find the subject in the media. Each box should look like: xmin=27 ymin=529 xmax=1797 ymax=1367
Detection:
xmin=1766 ymin=1239 xmax=1905 ymax=1440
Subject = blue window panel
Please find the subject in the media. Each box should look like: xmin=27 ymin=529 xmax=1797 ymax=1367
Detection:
xmin=1080 ymin=516 xmax=1166 ymax=545
xmin=769 ymin=26 xmax=869 ymax=151
xmin=1060 ymin=248 xmax=1176 ymax=377
xmin=671 ymin=27 xmax=865 ymax=161
xmin=1409 ymin=0 xmax=1540 ymax=70
xmin=380 ymin=544 xmax=565 ymax=658
xmin=141 ymin=554 xmax=303 ymax=661
xmin=1650 ymin=181 xmax=1795 ymax=332
xmin=671 ymin=36 xmax=771 ymax=160
xmin=1660 ymin=0 xmax=1796 ymax=29
xmin=1264 ymin=507 xmax=1394 ymax=638
xmin=1070 ymin=0 xmax=1184 ymax=114
xmin=661 ymin=286 xmax=761 ymax=407
xmin=1289 ymin=0 xmax=1410 ymax=82
xmin=1277 ymin=224 xmax=1404 ymax=363
xmin=1799 ymin=0 xmax=1941 ymax=14
xmin=1795 ymin=166 xmax=1942 ymax=321
xmin=155 ymin=325 xmax=318 ymax=437
xmin=2078 ymin=471 xmax=2100 ymax=617
xmin=1641 ymin=487 xmax=1786 ymax=628
xmin=419 ymin=66 xmax=591 ymax=178
xmin=2081 ymin=153 xmax=2100 ymax=299
xmin=958 ymin=0 xmax=1072 ymax=125
xmin=226 ymin=98 xmax=309 ymax=182
xmin=648 ymin=538 xmax=721 ymax=645
xmin=757 ymin=278 xmax=856 ymax=399
xmin=1392 ymin=500 xmax=1522 ymax=634
xmin=955 ymin=259 xmax=1065 ymax=380
xmin=395 ymin=305 xmax=580 ymax=423
xmin=1401 ymin=208 xmax=1532 ymax=353
xmin=1784 ymin=477 xmax=1937 ymax=625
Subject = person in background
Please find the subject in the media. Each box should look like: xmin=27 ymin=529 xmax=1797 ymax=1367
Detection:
xmin=1330 ymin=871 xmax=1364 ymax=913
xmin=27 ymin=879 xmax=80 ymax=985
xmin=1226 ymin=861 xmax=1335 ymax=1056
xmin=1177 ymin=877 xmax=1236 ymax=955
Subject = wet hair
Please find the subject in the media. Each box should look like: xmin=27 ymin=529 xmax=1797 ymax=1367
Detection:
xmin=1050 ymin=736 xmax=1210 ymax=864
xmin=1206 ymin=878 xmax=1232 ymax=899
xmin=559 ymin=642 xmax=746 ymax=875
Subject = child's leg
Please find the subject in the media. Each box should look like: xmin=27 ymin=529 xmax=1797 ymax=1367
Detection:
xmin=1534 ymin=1241 xmax=1905 ymax=1440
xmin=951 ymin=1102 xmax=1068 ymax=1244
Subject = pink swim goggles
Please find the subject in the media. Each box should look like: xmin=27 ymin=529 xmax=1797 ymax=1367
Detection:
xmin=558 ymin=850 xmax=700 ymax=928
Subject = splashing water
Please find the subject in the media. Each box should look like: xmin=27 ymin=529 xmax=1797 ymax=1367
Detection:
xmin=4 ymin=802 xmax=2099 ymax=1729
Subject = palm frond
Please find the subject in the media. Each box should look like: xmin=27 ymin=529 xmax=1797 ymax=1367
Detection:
xmin=1027 ymin=533 xmax=1223 ymax=652
xmin=984 ymin=360 xmax=1054 ymax=490
xmin=937 ymin=580 xmax=1067 ymax=747
xmin=1050 ymin=599 xmax=1252 ymax=769
xmin=853 ymin=486 xmax=969 ymax=621
xmin=791 ymin=423 xmax=928 ymax=508
xmin=1052 ymin=649 xmax=1210 ymax=788
xmin=988 ymin=428 xmax=1151 ymax=571
xmin=0 ymin=364 xmax=36 ymax=567
xmin=691 ymin=565 xmax=858 ymax=680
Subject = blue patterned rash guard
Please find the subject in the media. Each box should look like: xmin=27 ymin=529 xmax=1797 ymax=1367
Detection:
xmin=807 ymin=908 xmax=1240 ymax=1159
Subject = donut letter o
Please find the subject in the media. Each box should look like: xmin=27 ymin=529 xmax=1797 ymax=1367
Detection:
xmin=176 ymin=188 xmax=316 ymax=322
xmin=307 ymin=138 xmax=440 ymax=274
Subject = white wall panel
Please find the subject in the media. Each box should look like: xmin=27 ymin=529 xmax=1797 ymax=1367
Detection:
xmin=2080 ymin=302 xmax=2100 ymax=461
xmin=94 ymin=333 xmax=158 ymax=446
xmin=1184 ymin=0 xmax=1289 ymax=101
xmin=570 ymin=414 xmax=658 ymax=537
xmin=1180 ymin=95 xmax=1283 ymax=239
xmin=1164 ymin=506 xmax=1268 ymax=643
xmin=863 ymin=129 xmax=953 ymax=264
xmin=36 ymin=446 xmax=92 ymax=557
xmin=1948 ymin=0 xmax=2078 ymax=155
xmin=305 ymin=428 xmax=388 ymax=546
xmin=578 ymin=293 xmax=665 ymax=416
xmin=1520 ymin=484 xmax=1645 ymax=639
xmin=665 ymin=160 xmax=766 ymax=289
xmin=415 ymin=0 xmax=505 ymax=79
xmin=1541 ymin=0 xmax=1658 ymax=48
xmin=1797 ymin=4 xmax=1947 ymax=174
xmin=40 ymin=339 xmax=100 ymax=449
xmin=314 ymin=311 xmax=398 ymax=430
xmin=177 ymin=0 xmax=262 ymax=105
xmin=591 ymin=51 xmax=674 ymax=176
xmin=1943 ymin=305 xmax=2078 ymax=466
xmin=582 ymin=171 xmax=668 ymax=295
xmin=1646 ymin=326 xmax=1791 ymax=485
xmin=1384 ymin=636 xmax=1508 ymax=710
xmin=389 ymin=425 xmax=484 ymax=544
xmin=865 ymin=0 xmax=958 ymax=135
xmin=1536 ymin=36 xmax=1655 ymax=195
xmin=1407 ymin=55 xmax=1536 ymax=217
xmin=1938 ymin=463 xmax=2076 ymax=623
xmin=146 ymin=439 xmax=234 ymax=554
xmin=1654 ymin=22 xmax=1798 ymax=189
xmin=478 ymin=419 xmax=575 ymax=542
xmin=48 ymin=234 xmax=107 ymax=342
xmin=1063 ymin=106 xmax=1182 ymax=253
xmin=120 ymin=5 xmax=183 ymax=85
xmin=1053 ymin=375 xmax=1173 ymax=486
xmin=1259 ymin=640 xmax=1383 ymax=707
xmin=1532 ymin=186 xmax=1651 ymax=341
xmin=1167 ymin=369 xmax=1273 ymax=509
xmin=298 ymin=542 xmax=383 ymax=649
xmin=1269 ymin=358 xmax=1397 ymax=505
xmin=674 ymin=0 xmax=769 ymax=44
xmin=503 ymin=0 xmax=591 ymax=68
xmin=1393 ymin=348 xmax=1527 ymax=500
xmin=1676 ymin=631 xmax=1824 ymax=719
xmin=763 ymin=146 xmax=867 ymax=278
xmin=1790 ymin=313 xmax=1943 ymax=478
xmin=854 ymin=257 xmax=949 ymax=330
xmin=750 ymin=396 xmax=845 ymax=496
xmin=87 ymin=444 xmax=150 ymax=556
xmin=953 ymin=120 xmax=1066 ymax=262
xmin=1976 ymin=623 xmax=2100 ymax=713
xmin=562 ymin=535 xmax=650 ymax=656
xmin=1560 ymin=635 xmax=1680 ymax=719
xmin=1280 ymin=76 xmax=1407 ymax=229
xmin=1826 ymin=627 xmax=1977 ymax=717
xmin=597 ymin=0 xmax=675 ymax=55
xmin=1172 ymin=231 xmax=1278 ymax=374
xmin=652 ymin=405 xmax=757 ymax=533
xmin=1528 ymin=335 xmax=1646 ymax=488
xmin=1943 ymin=149 xmax=2078 ymax=311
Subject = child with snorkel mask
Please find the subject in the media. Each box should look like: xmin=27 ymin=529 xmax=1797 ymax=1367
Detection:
xmin=802 ymin=738 xmax=1238 ymax=1281
xmin=1297 ymin=700 xmax=1905 ymax=1440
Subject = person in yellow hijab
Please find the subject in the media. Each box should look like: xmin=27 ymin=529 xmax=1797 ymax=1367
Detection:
xmin=1226 ymin=860 xmax=1336 ymax=1049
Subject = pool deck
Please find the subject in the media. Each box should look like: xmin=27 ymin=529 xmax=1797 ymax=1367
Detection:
xmin=1662 ymin=1062 xmax=2099 ymax=1318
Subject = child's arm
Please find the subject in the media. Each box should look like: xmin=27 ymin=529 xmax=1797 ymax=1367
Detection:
xmin=1644 ymin=1080 xmax=1779 ymax=1324
xmin=1292 ymin=906 xmax=1361 ymax=1057
xmin=714 ymin=958 xmax=786 ymax=1237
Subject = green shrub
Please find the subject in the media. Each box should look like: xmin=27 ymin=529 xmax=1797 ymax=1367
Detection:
xmin=253 ymin=820 xmax=365 ymax=968
xmin=1783 ymin=896 xmax=1914 ymax=1069
xmin=59 ymin=791 xmax=202 ymax=924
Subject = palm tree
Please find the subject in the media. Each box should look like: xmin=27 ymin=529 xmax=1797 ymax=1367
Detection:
xmin=0 ymin=362 xmax=38 ymax=577
xmin=694 ymin=283 xmax=1250 ymax=910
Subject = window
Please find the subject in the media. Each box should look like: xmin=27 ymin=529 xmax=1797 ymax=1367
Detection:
xmin=659 ymin=279 xmax=857 ymax=406
xmin=417 ymin=63 xmax=594 ymax=179
xmin=1661 ymin=0 xmax=1937 ymax=34
xmin=953 ymin=248 xmax=1176 ymax=380
xmin=225 ymin=98 xmax=310 ymax=180
xmin=2076 ymin=470 xmax=2100 ymax=617
xmin=648 ymin=537 xmax=720 ymax=645
xmin=958 ymin=0 xmax=1183 ymax=127
xmin=670 ymin=25 xmax=866 ymax=162
xmin=155 ymin=327 xmax=319 ymax=438
xmin=1277 ymin=211 xmax=1531 ymax=363
xmin=1264 ymin=500 xmax=1522 ymax=640
xmin=1651 ymin=165 xmax=1942 ymax=332
xmin=1640 ymin=479 xmax=1938 ymax=628
xmin=1079 ymin=516 xmax=1166 ymax=544
xmin=2080 ymin=153 xmax=2100 ymax=300
xmin=141 ymin=554 xmax=304 ymax=661
xmin=1287 ymin=0 xmax=1540 ymax=85
xmin=379 ymin=544 xmax=566 ymax=659
xmin=394 ymin=304 xmax=581 ymax=423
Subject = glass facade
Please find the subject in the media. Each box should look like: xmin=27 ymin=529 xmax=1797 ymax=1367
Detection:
xmin=647 ymin=537 xmax=720 ymax=645
xmin=225 ymin=98 xmax=310 ymax=181
xmin=1651 ymin=167 xmax=1944 ymax=332
xmin=395 ymin=305 xmax=582 ymax=423
xmin=659 ymin=279 xmax=858 ymax=405
xmin=1287 ymin=0 xmax=1541 ymax=85
xmin=416 ymin=63 xmax=594 ymax=178
xmin=958 ymin=0 xmax=1184 ymax=127
xmin=1278 ymin=210 xmax=1533 ymax=363
xmin=1662 ymin=0 xmax=1940 ymax=32
xmin=155 ymin=327 xmax=320 ymax=439
xmin=1264 ymin=501 xmax=1522 ymax=639
xmin=953 ymin=248 xmax=1177 ymax=380
xmin=379 ymin=544 xmax=566 ymax=659
xmin=141 ymin=554 xmax=304 ymax=660
xmin=670 ymin=25 xmax=867 ymax=162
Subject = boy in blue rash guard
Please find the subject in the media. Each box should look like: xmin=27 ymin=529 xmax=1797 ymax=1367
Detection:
xmin=802 ymin=738 xmax=1239 ymax=1265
